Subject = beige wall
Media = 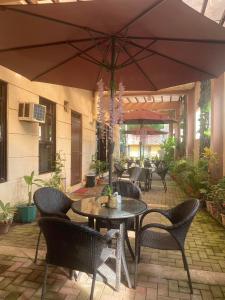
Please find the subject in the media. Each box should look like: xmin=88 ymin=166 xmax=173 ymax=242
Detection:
xmin=0 ymin=66 xmax=96 ymax=205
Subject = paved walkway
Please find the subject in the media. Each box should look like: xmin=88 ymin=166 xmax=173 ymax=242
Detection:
xmin=0 ymin=177 xmax=224 ymax=299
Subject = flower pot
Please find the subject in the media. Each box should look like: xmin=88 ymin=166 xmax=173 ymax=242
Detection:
xmin=86 ymin=175 xmax=96 ymax=187
xmin=221 ymin=213 xmax=225 ymax=227
xmin=17 ymin=204 xmax=37 ymax=223
xmin=206 ymin=201 xmax=213 ymax=213
xmin=210 ymin=205 xmax=220 ymax=220
xmin=0 ymin=222 xmax=11 ymax=234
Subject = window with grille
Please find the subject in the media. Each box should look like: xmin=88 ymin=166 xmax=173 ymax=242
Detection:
xmin=0 ymin=81 xmax=7 ymax=182
xmin=39 ymin=97 xmax=56 ymax=174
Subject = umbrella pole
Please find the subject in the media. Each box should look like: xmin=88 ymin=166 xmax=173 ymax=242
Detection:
xmin=108 ymin=37 xmax=116 ymax=186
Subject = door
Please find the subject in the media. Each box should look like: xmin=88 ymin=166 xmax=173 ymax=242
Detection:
xmin=71 ymin=111 xmax=82 ymax=185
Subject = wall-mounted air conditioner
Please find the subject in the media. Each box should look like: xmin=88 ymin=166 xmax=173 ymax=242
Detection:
xmin=18 ymin=103 xmax=46 ymax=123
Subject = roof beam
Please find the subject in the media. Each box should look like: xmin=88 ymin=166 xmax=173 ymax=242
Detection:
xmin=201 ymin=0 xmax=208 ymax=15
xmin=135 ymin=97 xmax=139 ymax=103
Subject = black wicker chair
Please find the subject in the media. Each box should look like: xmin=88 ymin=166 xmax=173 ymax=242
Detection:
xmin=155 ymin=161 xmax=169 ymax=192
xmin=134 ymin=199 xmax=201 ymax=293
xmin=39 ymin=217 xmax=117 ymax=300
xmin=33 ymin=187 xmax=87 ymax=263
xmin=114 ymin=163 xmax=126 ymax=179
xmin=96 ymin=180 xmax=142 ymax=260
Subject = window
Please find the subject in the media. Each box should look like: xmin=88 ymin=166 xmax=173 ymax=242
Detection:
xmin=0 ymin=81 xmax=7 ymax=182
xmin=39 ymin=97 xmax=56 ymax=174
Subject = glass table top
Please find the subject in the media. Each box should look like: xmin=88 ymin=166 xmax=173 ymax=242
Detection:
xmin=71 ymin=196 xmax=147 ymax=220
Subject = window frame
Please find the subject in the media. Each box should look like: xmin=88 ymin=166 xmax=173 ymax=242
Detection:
xmin=0 ymin=81 xmax=7 ymax=183
xmin=39 ymin=97 xmax=56 ymax=174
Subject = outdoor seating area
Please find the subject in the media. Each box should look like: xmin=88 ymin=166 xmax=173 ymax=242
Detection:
xmin=0 ymin=176 xmax=224 ymax=299
xmin=1 ymin=0 xmax=225 ymax=299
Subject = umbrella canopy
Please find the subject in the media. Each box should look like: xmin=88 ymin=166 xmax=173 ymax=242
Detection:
xmin=123 ymin=110 xmax=176 ymax=124
xmin=125 ymin=126 xmax=168 ymax=135
xmin=0 ymin=0 xmax=225 ymax=91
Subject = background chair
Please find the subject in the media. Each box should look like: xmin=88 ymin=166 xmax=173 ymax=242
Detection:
xmin=39 ymin=217 xmax=117 ymax=300
xmin=135 ymin=199 xmax=201 ymax=293
xmin=33 ymin=187 xmax=87 ymax=263
xmin=155 ymin=161 xmax=169 ymax=192
xmin=96 ymin=180 xmax=142 ymax=260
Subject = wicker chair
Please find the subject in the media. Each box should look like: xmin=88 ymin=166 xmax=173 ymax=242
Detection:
xmin=135 ymin=199 xmax=201 ymax=293
xmin=33 ymin=187 xmax=87 ymax=263
xmin=114 ymin=163 xmax=126 ymax=179
xmin=155 ymin=161 xmax=169 ymax=192
xmin=39 ymin=217 xmax=117 ymax=300
xmin=96 ymin=180 xmax=142 ymax=260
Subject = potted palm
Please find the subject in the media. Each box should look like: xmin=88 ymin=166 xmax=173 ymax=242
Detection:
xmin=17 ymin=171 xmax=38 ymax=223
xmin=0 ymin=200 xmax=16 ymax=234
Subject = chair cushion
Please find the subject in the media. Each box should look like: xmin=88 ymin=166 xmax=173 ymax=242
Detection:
xmin=140 ymin=230 xmax=180 ymax=250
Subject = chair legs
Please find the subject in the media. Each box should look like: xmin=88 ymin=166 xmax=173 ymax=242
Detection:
xmin=41 ymin=263 xmax=48 ymax=300
xmin=181 ymin=250 xmax=193 ymax=294
xmin=34 ymin=229 xmax=42 ymax=263
xmin=134 ymin=246 xmax=139 ymax=288
xmin=90 ymin=271 xmax=96 ymax=300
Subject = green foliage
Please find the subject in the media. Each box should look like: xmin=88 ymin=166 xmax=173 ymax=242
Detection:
xmin=36 ymin=152 xmax=66 ymax=191
xmin=103 ymin=185 xmax=113 ymax=197
xmin=23 ymin=171 xmax=40 ymax=206
xmin=160 ymin=137 xmax=176 ymax=166
xmin=90 ymin=159 xmax=108 ymax=178
xmin=207 ymin=177 xmax=225 ymax=212
xmin=0 ymin=200 xmax=16 ymax=223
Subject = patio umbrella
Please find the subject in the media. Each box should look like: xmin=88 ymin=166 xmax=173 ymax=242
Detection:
xmin=0 ymin=0 xmax=225 ymax=184
xmin=125 ymin=127 xmax=168 ymax=135
xmin=123 ymin=110 xmax=176 ymax=124
xmin=125 ymin=126 xmax=168 ymax=159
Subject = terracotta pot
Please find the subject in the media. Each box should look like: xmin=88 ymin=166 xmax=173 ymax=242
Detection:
xmin=0 ymin=222 xmax=11 ymax=234
xmin=210 ymin=205 xmax=220 ymax=220
xmin=206 ymin=201 xmax=213 ymax=213
xmin=221 ymin=213 xmax=225 ymax=227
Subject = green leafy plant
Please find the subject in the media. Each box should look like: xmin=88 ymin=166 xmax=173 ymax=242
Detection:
xmin=160 ymin=137 xmax=176 ymax=166
xmin=24 ymin=171 xmax=40 ymax=206
xmin=103 ymin=185 xmax=113 ymax=198
xmin=90 ymin=159 xmax=108 ymax=178
xmin=36 ymin=152 xmax=66 ymax=190
xmin=0 ymin=200 xmax=16 ymax=223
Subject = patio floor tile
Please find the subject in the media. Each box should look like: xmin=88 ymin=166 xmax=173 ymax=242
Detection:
xmin=0 ymin=176 xmax=224 ymax=299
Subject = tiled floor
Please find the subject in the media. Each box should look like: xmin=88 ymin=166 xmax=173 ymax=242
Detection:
xmin=0 ymin=176 xmax=224 ymax=299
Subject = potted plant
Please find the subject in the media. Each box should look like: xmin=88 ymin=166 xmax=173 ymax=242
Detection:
xmin=0 ymin=200 xmax=16 ymax=234
xmin=103 ymin=185 xmax=117 ymax=208
xmin=17 ymin=171 xmax=38 ymax=223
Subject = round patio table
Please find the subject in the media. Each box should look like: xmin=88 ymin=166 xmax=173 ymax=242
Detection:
xmin=71 ymin=196 xmax=147 ymax=291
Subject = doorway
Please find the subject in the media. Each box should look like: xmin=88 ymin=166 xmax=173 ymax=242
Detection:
xmin=71 ymin=111 xmax=82 ymax=185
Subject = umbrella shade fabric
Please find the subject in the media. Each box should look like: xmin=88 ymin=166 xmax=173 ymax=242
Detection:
xmin=125 ymin=126 xmax=168 ymax=135
xmin=123 ymin=110 xmax=176 ymax=124
xmin=0 ymin=0 xmax=225 ymax=91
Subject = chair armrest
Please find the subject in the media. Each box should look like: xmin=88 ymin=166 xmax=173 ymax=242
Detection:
xmin=104 ymin=229 xmax=120 ymax=242
xmin=41 ymin=211 xmax=71 ymax=220
xmin=140 ymin=208 xmax=171 ymax=226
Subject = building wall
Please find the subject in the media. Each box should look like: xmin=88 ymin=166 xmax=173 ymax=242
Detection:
xmin=0 ymin=66 xmax=96 ymax=205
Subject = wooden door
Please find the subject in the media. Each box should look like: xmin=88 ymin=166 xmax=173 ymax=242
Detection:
xmin=71 ymin=111 xmax=82 ymax=185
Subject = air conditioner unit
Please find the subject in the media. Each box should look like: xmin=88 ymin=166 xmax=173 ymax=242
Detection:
xmin=18 ymin=103 xmax=46 ymax=123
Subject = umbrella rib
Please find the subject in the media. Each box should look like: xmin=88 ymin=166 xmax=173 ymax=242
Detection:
xmin=117 ymin=40 xmax=157 ymax=68
xmin=125 ymin=36 xmax=225 ymax=44
xmin=68 ymin=43 xmax=108 ymax=68
xmin=127 ymin=40 xmax=217 ymax=77
xmin=95 ymin=41 xmax=111 ymax=87
xmin=31 ymin=39 xmax=107 ymax=81
xmin=118 ymin=41 xmax=157 ymax=91
xmin=116 ymin=0 xmax=166 ymax=34
xmin=0 ymin=38 xmax=105 ymax=53
xmin=1 ymin=5 xmax=108 ymax=37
